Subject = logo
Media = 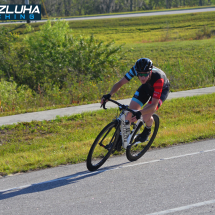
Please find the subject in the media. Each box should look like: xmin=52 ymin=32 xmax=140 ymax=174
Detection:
xmin=154 ymin=91 xmax=160 ymax=95
xmin=128 ymin=71 xmax=133 ymax=77
xmin=121 ymin=120 xmax=128 ymax=144
xmin=134 ymin=91 xmax=139 ymax=96
xmin=133 ymin=91 xmax=139 ymax=98
xmin=0 ymin=5 xmax=41 ymax=20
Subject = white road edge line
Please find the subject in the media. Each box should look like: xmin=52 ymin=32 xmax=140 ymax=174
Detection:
xmin=146 ymin=199 xmax=215 ymax=215
xmin=1 ymin=148 xmax=215 ymax=193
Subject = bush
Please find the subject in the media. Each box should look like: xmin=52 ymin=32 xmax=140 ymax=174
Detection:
xmin=195 ymin=25 xmax=215 ymax=40
xmin=0 ymin=27 xmax=19 ymax=80
xmin=0 ymin=78 xmax=35 ymax=112
xmin=0 ymin=20 xmax=125 ymax=92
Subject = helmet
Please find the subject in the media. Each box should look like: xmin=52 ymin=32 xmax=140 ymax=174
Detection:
xmin=135 ymin=58 xmax=153 ymax=73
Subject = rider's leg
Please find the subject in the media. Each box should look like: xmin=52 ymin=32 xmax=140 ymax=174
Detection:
xmin=125 ymin=100 xmax=141 ymax=122
xmin=125 ymin=101 xmax=154 ymax=142
xmin=126 ymin=87 xmax=151 ymax=122
xmin=141 ymin=103 xmax=155 ymax=127
xmin=125 ymin=100 xmax=155 ymax=125
xmin=135 ymin=87 xmax=170 ymax=142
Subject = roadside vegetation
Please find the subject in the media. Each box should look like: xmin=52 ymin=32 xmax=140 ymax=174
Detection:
xmin=0 ymin=93 xmax=214 ymax=176
xmin=2 ymin=0 xmax=215 ymax=18
xmin=0 ymin=10 xmax=214 ymax=176
xmin=4 ymin=11 xmax=215 ymax=41
xmin=0 ymin=12 xmax=215 ymax=116
xmin=67 ymin=12 xmax=215 ymax=43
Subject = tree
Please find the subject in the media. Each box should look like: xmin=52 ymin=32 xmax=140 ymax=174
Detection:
xmin=3 ymin=0 xmax=210 ymax=17
xmin=130 ymin=0 xmax=133 ymax=11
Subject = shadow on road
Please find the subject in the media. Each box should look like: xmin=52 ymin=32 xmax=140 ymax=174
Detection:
xmin=0 ymin=162 xmax=129 ymax=200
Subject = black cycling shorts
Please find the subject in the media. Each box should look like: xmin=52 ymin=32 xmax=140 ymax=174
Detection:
xmin=131 ymin=84 xmax=169 ymax=110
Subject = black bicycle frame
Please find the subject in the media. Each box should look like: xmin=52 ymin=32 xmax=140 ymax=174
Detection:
xmin=99 ymin=119 xmax=121 ymax=150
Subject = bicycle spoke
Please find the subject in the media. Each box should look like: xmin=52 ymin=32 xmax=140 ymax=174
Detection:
xmin=126 ymin=114 xmax=159 ymax=161
xmin=87 ymin=121 xmax=120 ymax=171
xmin=87 ymin=97 xmax=160 ymax=170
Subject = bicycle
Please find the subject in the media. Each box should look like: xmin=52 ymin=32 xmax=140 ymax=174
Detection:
xmin=86 ymin=98 xmax=159 ymax=171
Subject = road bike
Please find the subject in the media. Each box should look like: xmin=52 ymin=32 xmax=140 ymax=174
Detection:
xmin=86 ymin=98 xmax=159 ymax=171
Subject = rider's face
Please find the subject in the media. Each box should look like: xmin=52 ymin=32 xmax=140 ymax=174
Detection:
xmin=138 ymin=71 xmax=151 ymax=84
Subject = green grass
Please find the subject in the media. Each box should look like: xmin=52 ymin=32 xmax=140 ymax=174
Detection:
xmin=0 ymin=38 xmax=214 ymax=117
xmin=4 ymin=11 xmax=215 ymax=41
xmin=124 ymin=39 xmax=215 ymax=90
xmin=0 ymin=11 xmax=214 ymax=117
xmin=0 ymin=93 xmax=215 ymax=176
xmin=66 ymin=12 xmax=215 ymax=44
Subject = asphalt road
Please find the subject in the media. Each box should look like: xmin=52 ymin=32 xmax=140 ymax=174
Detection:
xmin=0 ymin=7 xmax=215 ymax=25
xmin=0 ymin=86 xmax=215 ymax=126
xmin=0 ymin=139 xmax=215 ymax=215
xmin=0 ymin=8 xmax=215 ymax=214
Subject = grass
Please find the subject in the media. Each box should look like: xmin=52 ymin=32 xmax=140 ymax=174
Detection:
xmin=66 ymin=12 xmax=215 ymax=44
xmin=3 ymin=12 xmax=215 ymax=43
xmin=0 ymin=93 xmax=215 ymax=176
xmin=124 ymin=39 xmax=215 ymax=90
xmin=0 ymin=38 xmax=214 ymax=117
xmin=1 ymin=12 xmax=215 ymax=115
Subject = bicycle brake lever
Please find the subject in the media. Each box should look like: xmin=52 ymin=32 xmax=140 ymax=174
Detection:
xmin=100 ymin=101 xmax=107 ymax=110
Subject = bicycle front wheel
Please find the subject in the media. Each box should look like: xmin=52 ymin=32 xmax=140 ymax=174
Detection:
xmin=87 ymin=120 xmax=120 ymax=171
xmin=126 ymin=114 xmax=159 ymax=162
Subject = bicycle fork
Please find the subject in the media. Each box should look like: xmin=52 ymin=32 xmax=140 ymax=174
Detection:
xmin=99 ymin=120 xmax=120 ymax=150
xmin=126 ymin=119 xmax=144 ymax=147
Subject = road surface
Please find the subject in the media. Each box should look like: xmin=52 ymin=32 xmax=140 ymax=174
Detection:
xmin=0 ymin=138 xmax=215 ymax=214
xmin=0 ymin=86 xmax=214 ymax=126
xmin=0 ymin=7 xmax=215 ymax=25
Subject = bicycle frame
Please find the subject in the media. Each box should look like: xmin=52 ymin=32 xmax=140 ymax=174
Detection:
xmin=117 ymin=110 xmax=144 ymax=149
xmin=101 ymin=98 xmax=147 ymax=149
xmin=87 ymin=98 xmax=159 ymax=171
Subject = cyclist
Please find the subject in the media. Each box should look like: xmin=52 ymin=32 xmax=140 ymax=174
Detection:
xmin=101 ymin=58 xmax=170 ymax=142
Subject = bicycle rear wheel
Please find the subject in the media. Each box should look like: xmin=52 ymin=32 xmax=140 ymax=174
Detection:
xmin=87 ymin=120 xmax=120 ymax=171
xmin=126 ymin=114 xmax=159 ymax=162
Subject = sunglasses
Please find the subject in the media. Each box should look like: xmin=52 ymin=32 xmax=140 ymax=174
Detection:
xmin=137 ymin=72 xmax=150 ymax=77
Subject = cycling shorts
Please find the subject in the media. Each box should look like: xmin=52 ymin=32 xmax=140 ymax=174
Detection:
xmin=131 ymin=84 xmax=170 ymax=110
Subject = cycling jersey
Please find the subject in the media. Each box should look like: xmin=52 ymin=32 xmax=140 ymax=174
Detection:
xmin=125 ymin=66 xmax=170 ymax=108
xmin=125 ymin=66 xmax=169 ymax=99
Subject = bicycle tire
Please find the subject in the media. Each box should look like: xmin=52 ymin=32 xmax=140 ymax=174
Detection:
xmin=87 ymin=120 xmax=120 ymax=171
xmin=126 ymin=114 xmax=159 ymax=162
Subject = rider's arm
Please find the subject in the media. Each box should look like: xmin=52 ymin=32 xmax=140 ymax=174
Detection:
xmin=103 ymin=66 xmax=136 ymax=100
xmin=101 ymin=77 xmax=129 ymax=104
xmin=109 ymin=77 xmax=129 ymax=96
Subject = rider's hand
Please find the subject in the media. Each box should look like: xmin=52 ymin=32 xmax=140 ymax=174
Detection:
xmin=134 ymin=111 xmax=142 ymax=120
xmin=101 ymin=94 xmax=111 ymax=104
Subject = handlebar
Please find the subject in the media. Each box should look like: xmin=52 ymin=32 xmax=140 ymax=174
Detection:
xmin=101 ymin=98 xmax=136 ymax=115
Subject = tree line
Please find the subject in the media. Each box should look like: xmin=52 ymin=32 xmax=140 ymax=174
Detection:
xmin=0 ymin=0 xmax=213 ymax=17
